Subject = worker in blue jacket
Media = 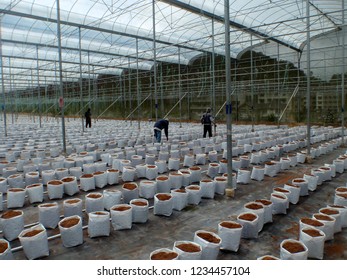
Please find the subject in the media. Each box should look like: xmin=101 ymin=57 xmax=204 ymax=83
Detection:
xmin=153 ymin=119 xmax=169 ymax=143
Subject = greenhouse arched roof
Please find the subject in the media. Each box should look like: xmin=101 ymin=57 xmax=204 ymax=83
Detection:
xmin=0 ymin=0 xmax=346 ymax=90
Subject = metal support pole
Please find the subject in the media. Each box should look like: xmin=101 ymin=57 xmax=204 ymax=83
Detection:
xmin=342 ymin=0 xmax=345 ymax=145
xmin=152 ymin=0 xmax=158 ymax=120
xmin=136 ymin=38 xmax=141 ymax=130
xmin=36 ymin=45 xmax=42 ymax=128
xmin=79 ymin=27 xmax=84 ymax=133
xmin=178 ymin=47 xmax=182 ymax=127
xmin=250 ymin=34 xmax=254 ymax=132
xmin=212 ymin=19 xmax=216 ymax=136
xmin=56 ymin=0 xmax=66 ymax=154
xmin=306 ymin=0 xmax=311 ymax=156
xmin=224 ymin=0 xmax=233 ymax=192
xmin=0 ymin=17 xmax=7 ymax=137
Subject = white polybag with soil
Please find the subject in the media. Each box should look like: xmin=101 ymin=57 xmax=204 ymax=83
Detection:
xmin=0 ymin=239 xmax=13 ymax=260
xmin=58 ymin=215 xmax=84 ymax=248
xmin=280 ymin=239 xmax=308 ymax=260
xmin=38 ymin=202 xmax=60 ymax=229
xmin=63 ymin=198 xmax=83 ymax=218
xmin=0 ymin=210 xmax=24 ymax=241
xmin=18 ymin=223 xmax=49 ymax=260
xmin=173 ymin=240 xmax=202 ymax=260
xmin=218 ymin=221 xmax=243 ymax=252
xmin=110 ymin=204 xmax=133 ymax=230
xmin=237 ymin=212 xmax=259 ymax=239
xmin=88 ymin=211 xmax=110 ymax=238
xmin=171 ymin=189 xmax=188 ymax=211
xmin=130 ymin=198 xmax=149 ymax=223
xmin=103 ymin=189 xmax=122 ymax=210
xmin=7 ymin=188 xmax=26 ymax=208
xmin=199 ymin=179 xmax=215 ymax=199
xmin=85 ymin=192 xmax=104 ymax=214
xmin=299 ymin=227 xmax=326 ymax=260
xmin=150 ymin=248 xmax=179 ymax=260
xmin=26 ymin=183 xmax=44 ymax=204
xmin=193 ymin=230 xmax=221 ymax=260
xmin=153 ymin=193 xmax=173 ymax=216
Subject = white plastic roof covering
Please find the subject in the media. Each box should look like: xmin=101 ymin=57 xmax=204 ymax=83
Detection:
xmin=0 ymin=0 xmax=346 ymax=90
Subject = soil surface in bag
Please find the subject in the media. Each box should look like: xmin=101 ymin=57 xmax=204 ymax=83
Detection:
xmin=113 ymin=205 xmax=131 ymax=211
xmin=23 ymin=229 xmax=44 ymax=238
xmin=282 ymin=241 xmax=306 ymax=253
xmin=0 ymin=242 xmax=8 ymax=253
xmin=255 ymin=199 xmax=272 ymax=205
xmin=301 ymin=218 xmax=324 ymax=227
xmin=8 ymin=188 xmax=25 ymax=193
xmin=87 ymin=193 xmax=102 ymax=199
xmin=1 ymin=210 xmax=22 ymax=219
xmin=157 ymin=176 xmax=168 ymax=181
xmin=66 ymin=199 xmax=80 ymax=205
xmin=272 ymin=194 xmax=285 ymax=199
xmin=220 ymin=221 xmax=242 ymax=229
xmin=187 ymin=186 xmax=200 ymax=190
xmin=81 ymin=174 xmax=93 ymax=178
xmin=261 ymin=256 xmax=278 ymax=260
xmin=60 ymin=217 xmax=80 ymax=228
xmin=131 ymin=201 xmax=148 ymax=206
xmin=336 ymin=187 xmax=347 ymax=192
xmin=239 ymin=213 xmax=257 ymax=221
xmin=94 ymin=171 xmax=104 ymax=175
xmin=197 ymin=232 xmax=220 ymax=243
xmin=201 ymin=179 xmax=213 ymax=183
xmin=314 ymin=214 xmax=334 ymax=221
xmin=245 ymin=203 xmax=263 ymax=210
xmin=156 ymin=194 xmax=171 ymax=201
xmin=174 ymin=189 xmax=186 ymax=193
xmin=320 ymin=208 xmax=339 ymax=215
xmin=94 ymin=212 xmax=107 ymax=215
xmin=302 ymin=228 xmax=323 ymax=237
xmin=48 ymin=180 xmax=63 ymax=185
xmin=215 ymin=177 xmax=227 ymax=181
xmin=176 ymin=243 xmax=201 ymax=253
xmin=123 ymin=183 xmax=137 ymax=190
xmin=274 ymin=187 xmax=290 ymax=193
xmin=40 ymin=203 xmax=56 ymax=208
xmin=108 ymin=169 xmax=119 ymax=173
xmin=151 ymin=251 xmax=178 ymax=260
xmin=62 ymin=177 xmax=75 ymax=182
xmin=27 ymin=183 xmax=41 ymax=188
xmin=285 ymin=183 xmax=299 ymax=188
xmin=337 ymin=193 xmax=347 ymax=199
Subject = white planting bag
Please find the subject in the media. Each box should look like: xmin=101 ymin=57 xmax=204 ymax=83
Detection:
xmin=153 ymin=193 xmax=173 ymax=216
xmin=312 ymin=213 xmax=335 ymax=241
xmin=58 ymin=215 xmax=84 ymax=247
xmin=130 ymin=199 xmax=149 ymax=223
xmin=218 ymin=221 xmax=243 ymax=252
xmin=171 ymin=189 xmax=188 ymax=211
xmin=303 ymin=174 xmax=318 ymax=191
xmin=63 ymin=198 xmax=83 ymax=218
xmin=88 ymin=211 xmax=110 ymax=238
xmin=121 ymin=182 xmax=139 ymax=204
xmin=150 ymin=248 xmax=179 ymax=260
xmin=103 ymin=189 xmax=122 ymax=210
xmin=199 ymin=179 xmax=215 ymax=199
xmin=270 ymin=193 xmax=288 ymax=214
xmin=185 ymin=185 xmax=201 ymax=205
xmin=85 ymin=193 xmax=104 ymax=214
xmin=26 ymin=183 xmax=44 ymax=204
xmin=18 ymin=223 xmax=49 ymax=260
xmin=173 ymin=241 xmax=202 ymax=260
xmin=280 ymin=239 xmax=308 ymax=260
xmin=0 ymin=239 xmax=13 ymax=260
xmin=7 ymin=188 xmax=26 ymax=208
xmin=38 ymin=202 xmax=60 ymax=229
xmin=139 ymin=180 xmax=157 ymax=199
xmin=193 ymin=230 xmax=221 ymax=260
xmin=237 ymin=212 xmax=259 ymax=239
xmin=110 ymin=204 xmax=133 ymax=230
xmin=106 ymin=169 xmax=119 ymax=185
xmin=0 ymin=210 xmax=24 ymax=241
xmin=299 ymin=227 xmax=325 ymax=260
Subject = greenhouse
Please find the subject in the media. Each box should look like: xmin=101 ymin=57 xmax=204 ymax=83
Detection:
xmin=0 ymin=0 xmax=347 ymax=261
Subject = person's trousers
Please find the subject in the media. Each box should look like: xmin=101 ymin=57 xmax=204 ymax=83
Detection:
xmin=203 ymin=125 xmax=212 ymax=138
xmin=154 ymin=129 xmax=162 ymax=143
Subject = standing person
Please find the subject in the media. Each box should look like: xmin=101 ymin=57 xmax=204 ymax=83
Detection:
xmin=201 ymin=108 xmax=214 ymax=138
xmin=85 ymin=108 xmax=92 ymax=128
xmin=153 ymin=118 xmax=169 ymax=143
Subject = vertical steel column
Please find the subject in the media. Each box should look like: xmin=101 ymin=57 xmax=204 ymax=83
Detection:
xmin=0 ymin=17 xmax=7 ymax=136
xmin=342 ymin=0 xmax=345 ymax=145
xmin=36 ymin=45 xmax=42 ymax=128
xmin=128 ymin=57 xmax=132 ymax=122
xmin=152 ymin=0 xmax=158 ymax=120
xmin=306 ymin=0 xmax=311 ymax=156
xmin=79 ymin=27 xmax=84 ymax=133
xmin=136 ymin=38 xmax=140 ymax=130
xmin=224 ymin=0 xmax=233 ymax=190
xmin=178 ymin=47 xmax=182 ymax=127
xmin=56 ymin=0 xmax=66 ymax=153
xmin=8 ymin=57 xmax=14 ymax=124
xmin=250 ymin=35 xmax=255 ymax=132
xmin=211 ymin=19 xmax=216 ymax=136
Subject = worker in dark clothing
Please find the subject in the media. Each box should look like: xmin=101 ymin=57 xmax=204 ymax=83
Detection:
xmin=201 ymin=108 xmax=214 ymax=138
xmin=85 ymin=108 xmax=92 ymax=128
xmin=153 ymin=119 xmax=169 ymax=143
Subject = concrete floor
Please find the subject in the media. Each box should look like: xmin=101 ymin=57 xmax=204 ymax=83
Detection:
xmin=4 ymin=140 xmax=347 ymax=260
